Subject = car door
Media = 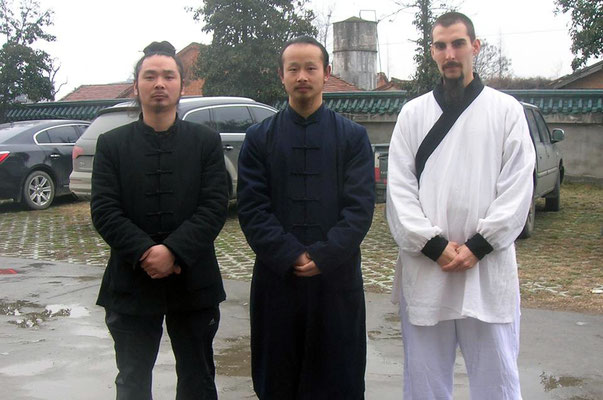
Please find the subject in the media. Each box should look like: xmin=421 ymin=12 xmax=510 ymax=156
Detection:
xmin=39 ymin=125 xmax=81 ymax=190
xmin=524 ymin=109 xmax=552 ymax=197
xmin=210 ymin=105 xmax=255 ymax=187
xmin=249 ymin=105 xmax=277 ymax=124
xmin=531 ymin=109 xmax=557 ymax=192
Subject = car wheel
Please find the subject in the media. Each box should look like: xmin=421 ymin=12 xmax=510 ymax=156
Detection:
xmin=545 ymin=174 xmax=561 ymax=212
xmin=22 ymin=170 xmax=55 ymax=210
xmin=518 ymin=198 xmax=535 ymax=239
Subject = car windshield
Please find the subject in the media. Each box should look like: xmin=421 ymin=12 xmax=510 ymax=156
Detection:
xmin=81 ymin=110 xmax=138 ymax=140
xmin=0 ymin=122 xmax=38 ymax=143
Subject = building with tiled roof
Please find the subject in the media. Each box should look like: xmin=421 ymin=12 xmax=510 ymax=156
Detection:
xmin=59 ymin=43 xmax=206 ymax=101
xmin=374 ymin=72 xmax=413 ymax=91
xmin=549 ymin=60 xmax=603 ymax=89
xmin=324 ymin=75 xmax=362 ymax=92
xmin=177 ymin=42 xmax=206 ymax=96
xmin=60 ymin=83 xmax=134 ymax=101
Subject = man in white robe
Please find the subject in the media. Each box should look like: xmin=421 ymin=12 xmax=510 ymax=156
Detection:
xmin=386 ymin=11 xmax=535 ymax=400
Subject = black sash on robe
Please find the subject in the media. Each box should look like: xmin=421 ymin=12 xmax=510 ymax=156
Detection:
xmin=415 ymin=74 xmax=485 ymax=182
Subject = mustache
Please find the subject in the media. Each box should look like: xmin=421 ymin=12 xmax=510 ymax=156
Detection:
xmin=443 ymin=61 xmax=462 ymax=69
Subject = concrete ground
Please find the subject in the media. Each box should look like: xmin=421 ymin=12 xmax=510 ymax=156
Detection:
xmin=1 ymin=256 xmax=602 ymax=400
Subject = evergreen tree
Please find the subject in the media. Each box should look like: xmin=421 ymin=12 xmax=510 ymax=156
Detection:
xmin=409 ymin=0 xmax=441 ymax=97
xmin=0 ymin=0 xmax=56 ymax=121
xmin=555 ymin=0 xmax=602 ymax=70
xmin=191 ymin=0 xmax=317 ymax=104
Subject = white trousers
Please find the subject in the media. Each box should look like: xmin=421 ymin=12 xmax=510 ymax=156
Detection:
xmin=399 ymin=295 xmax=522 ymax=400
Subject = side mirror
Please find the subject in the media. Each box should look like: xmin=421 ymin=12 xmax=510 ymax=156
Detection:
xmin=551 ymin=128 xmax=565 ymax=143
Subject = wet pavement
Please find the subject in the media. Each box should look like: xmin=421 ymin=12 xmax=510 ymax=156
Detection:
xmin=0 ymin=256 xmax=602 ymax=400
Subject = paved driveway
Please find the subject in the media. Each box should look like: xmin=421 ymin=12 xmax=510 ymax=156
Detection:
xmin=0 ymin=199 xmax=399 ymax=292
xmin=0 ymin=256 xmax=602 ymax=400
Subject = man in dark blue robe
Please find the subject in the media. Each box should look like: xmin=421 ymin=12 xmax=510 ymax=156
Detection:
xmin=237 ymin=36 xmax=375 ymax=400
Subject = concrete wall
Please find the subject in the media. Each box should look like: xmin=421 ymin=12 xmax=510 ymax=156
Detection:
xmin=546 ymin=116 xmax=603 ymax=183
xmin=339 ymin=113 xmax=396 ymax=144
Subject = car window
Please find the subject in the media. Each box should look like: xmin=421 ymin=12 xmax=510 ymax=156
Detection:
xmin=81 ymin=111 xmax=138 ymax=141
xmin=184 ymin=108 xmax=215 ymax=130
xmin=0 ymin=122 xmax=38 ymax=143
xmin=46 ymin=126 xmax=80 ymax=144
xmin=524 ymin=109 xmax=543 ymax=143
xmin=75 ymin=124 xmax=89 ymax=136
xmin=212 ymin=106 xmax=254 ymax=133
xmin=250 ymin=106 xmax=276 ymax=123
xmin=35 ymin=130 xmax=51 ymax=144
xmin=533 ymin=110 xmax=551 ymax=144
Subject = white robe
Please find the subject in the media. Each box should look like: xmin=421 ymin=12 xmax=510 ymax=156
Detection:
xmin=386 ymin=86 xmax=535 ymax=326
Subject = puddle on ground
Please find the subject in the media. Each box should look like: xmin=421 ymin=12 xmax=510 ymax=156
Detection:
xmin=0 ymin=359 xmax=54 ymax=376
xmin=77 ymin=275 xmax=100 ymax=282
xmin=8 ymin=310 xmax=52 ymax=328
xmin=367 ymin=328 xmax=402 ymax=340
xmin=540 ymin=372 xmax=584 ymax=392
xmin=0 ymin=300 xmax=42 ymax=316
xmin=215 ymin=336 xmax=251 ymax=377
xmin=368 ymin=313 xmax=402 ymax=341
xmin=26 ymin=262 xmax=54 ymax=268
xmin=385 ymin=312 xmax=400 ymax=324
xmin=46 ymin=304 xmax=90 ymax=318
xmin=2 ymin=300 xmax=89 ymax=328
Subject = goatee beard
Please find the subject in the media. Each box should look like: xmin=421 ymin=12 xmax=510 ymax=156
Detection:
xmin=443 ymin=73 xmax=465 ymax=107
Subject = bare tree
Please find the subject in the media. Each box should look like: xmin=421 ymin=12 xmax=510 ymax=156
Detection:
xmin=313 ymin=1 xmax=334 ymax=47
xmin=48 ymin=58 xmax=67 ymax=99
xmin=474 ymin=38 xmax=512 ymax=81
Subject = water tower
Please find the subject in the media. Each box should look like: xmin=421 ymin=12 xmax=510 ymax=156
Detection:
xmin=332 ymin=16 xmax=378 ymax=90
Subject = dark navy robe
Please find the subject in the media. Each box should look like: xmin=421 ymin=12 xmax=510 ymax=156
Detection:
xmin=237 ymin=104 xmax=375 ymax=399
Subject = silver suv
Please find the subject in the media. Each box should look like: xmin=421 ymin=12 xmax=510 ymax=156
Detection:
xmin=518 ymin=102 xmax=565 ymax=238
xmin=70 ymin=96 xmax=276 ymax=199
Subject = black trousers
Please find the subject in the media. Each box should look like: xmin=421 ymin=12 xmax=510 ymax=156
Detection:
xmin=105 ymin=306 xmax=220 ymax=400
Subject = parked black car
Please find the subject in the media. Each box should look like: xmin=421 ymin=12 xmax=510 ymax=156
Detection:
xmin=0 ymin=119 xmax=90 ymax=210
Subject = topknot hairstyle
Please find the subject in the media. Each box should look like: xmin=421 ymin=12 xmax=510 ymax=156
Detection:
xmin=133 ymin=40 xmax=184 ymax=85
xmin=143 ymin=41 xmax=177 ymax=56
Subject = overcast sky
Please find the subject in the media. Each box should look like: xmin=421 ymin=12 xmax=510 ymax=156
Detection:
xmin=24 ymin=0 xmax=580 ymax=99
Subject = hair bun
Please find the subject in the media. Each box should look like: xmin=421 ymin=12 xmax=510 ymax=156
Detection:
xmin=143 ymin=41 xmax=176 ymax=56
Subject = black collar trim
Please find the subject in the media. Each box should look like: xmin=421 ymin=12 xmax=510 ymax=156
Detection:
xmin=137 ymin=113 xmax=180 ymax=135
xmin=433 ymin=73 xmax=484 ymax=113
xmin=286 ymin=104 xmax=325 ymax=126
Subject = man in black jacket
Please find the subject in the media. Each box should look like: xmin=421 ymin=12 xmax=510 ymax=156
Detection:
xmin=91 ymin=41 xmax=228 ymax=400
xmin=237 ymin=36 xmax=374 ymax=399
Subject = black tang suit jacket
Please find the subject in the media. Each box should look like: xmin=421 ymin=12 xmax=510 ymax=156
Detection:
xmin=91 ymin=116 xmax=228 ymax=315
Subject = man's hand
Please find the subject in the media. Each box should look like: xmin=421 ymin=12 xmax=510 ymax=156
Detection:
xmin=436 ymin=242 xmax=460 ymax=267
xmin=293 ymin=252 xmax=321 ymax=277
xmin=294 ymin=252 xmax=312 ymax=267
xmin=441 ymin=244 xmax=479 ymax=273
xmin=139 ymin=245 xmax=180 ymax=279
xmin=294 ymin=261 xmax=321 ymax=277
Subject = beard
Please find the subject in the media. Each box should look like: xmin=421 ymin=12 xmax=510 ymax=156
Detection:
xmin=443 ymin=73 xmax=465 ymax=106
xmin=441 ymin=61 xmax=465 ymax=106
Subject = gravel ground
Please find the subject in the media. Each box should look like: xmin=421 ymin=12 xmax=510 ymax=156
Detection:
xmin=0 ymin=182 xmax=600 ymax=313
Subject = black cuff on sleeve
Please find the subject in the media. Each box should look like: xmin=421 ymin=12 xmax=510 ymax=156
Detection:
xmin=465 ymin=233 xmax=494 ymax=260
xmin=421 ymin=235 xmax=449 ymax=262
